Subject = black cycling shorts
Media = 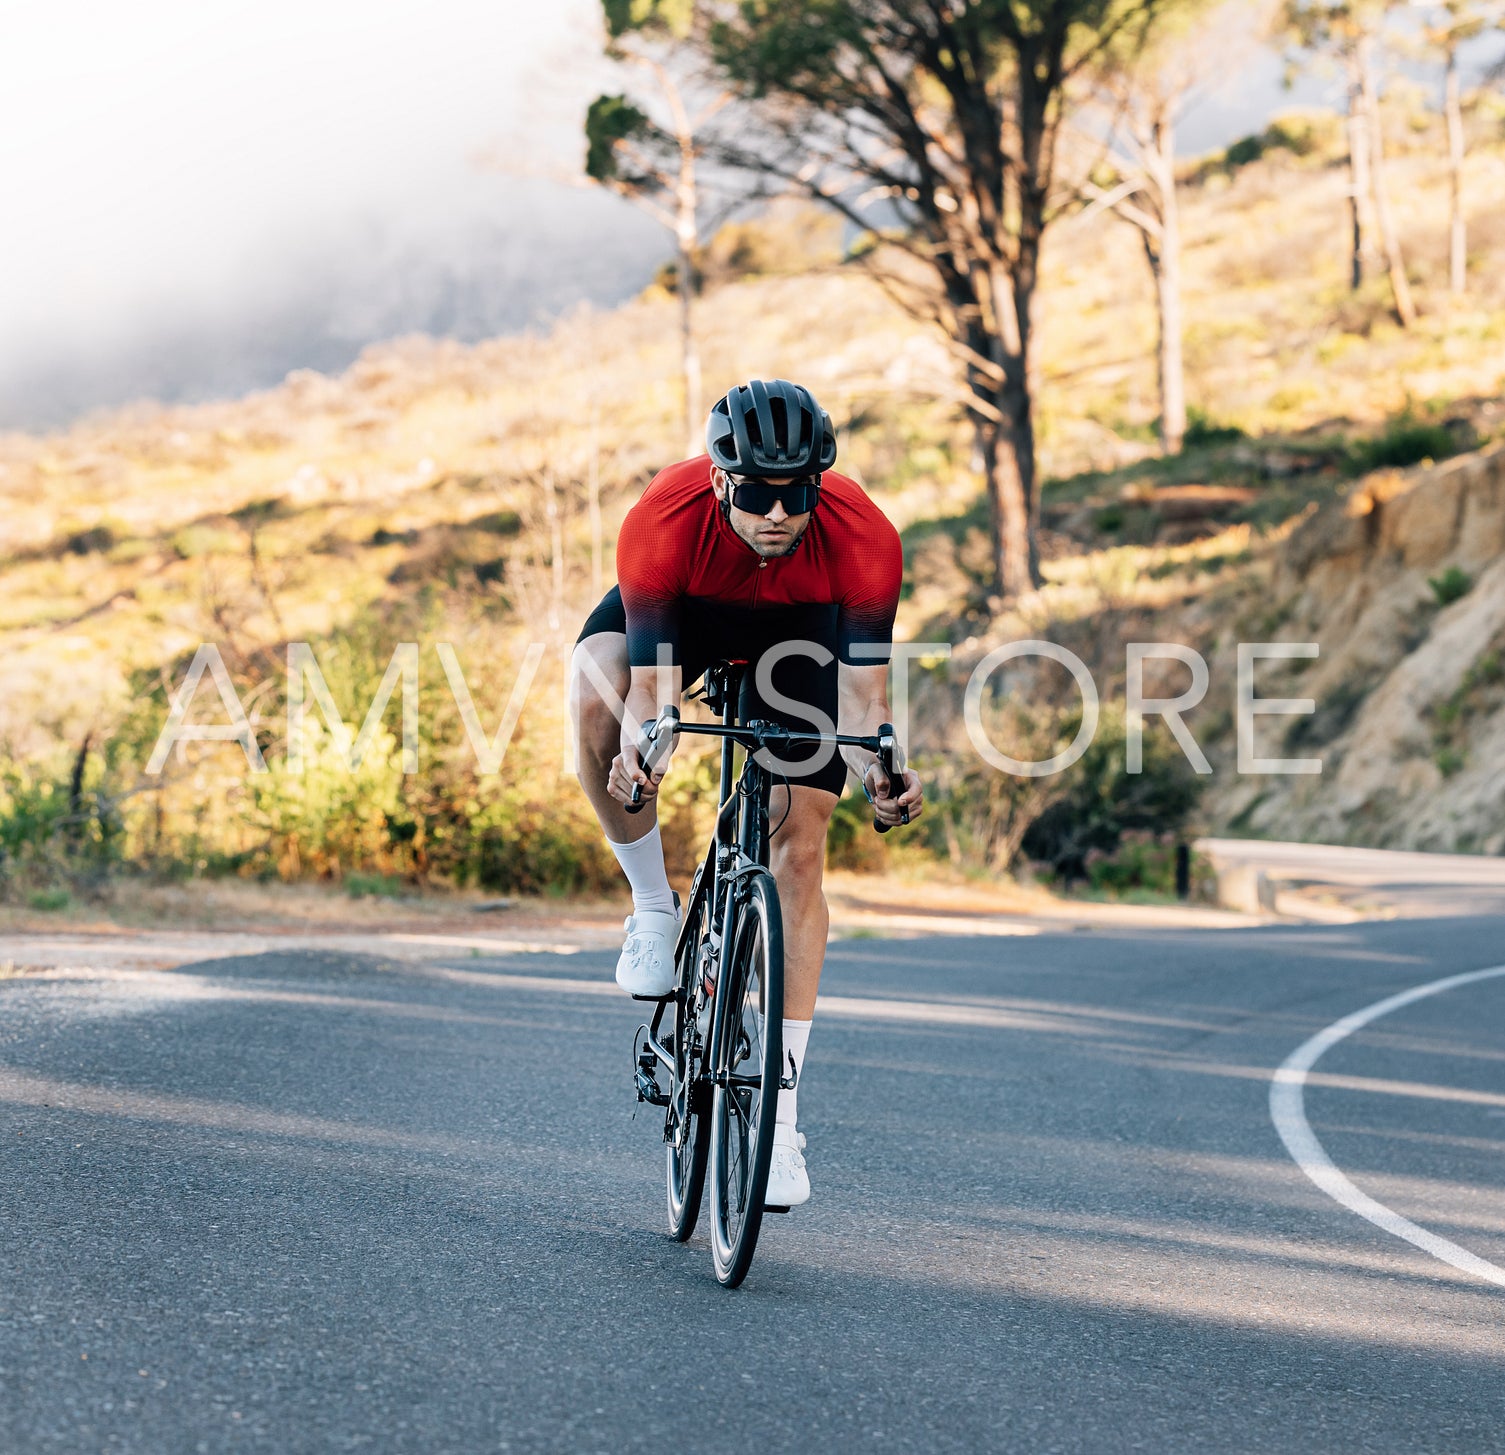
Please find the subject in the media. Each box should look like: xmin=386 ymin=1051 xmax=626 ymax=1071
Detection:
xmin=576 ymin=586 xmax=850 ymax=797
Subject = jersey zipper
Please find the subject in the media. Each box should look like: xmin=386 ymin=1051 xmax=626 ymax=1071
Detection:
xmin=750 ymin=554 xmax=768 ymax=606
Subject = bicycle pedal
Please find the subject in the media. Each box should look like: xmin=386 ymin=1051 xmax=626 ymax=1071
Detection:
xmin=764 ymin=1204 xmax=791 ymax=1214
xmin=633 ymin=1029 xmax=668 ymax=1106
xmin=629 ymin=991 xmax=673 ymax=1003
xmin=634 ymin=1066 xmax=668 ymax=1106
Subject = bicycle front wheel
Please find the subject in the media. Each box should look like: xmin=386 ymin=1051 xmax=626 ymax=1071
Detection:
xmin=666 ymin=873 xmax=712 ymax=1242
xmin=708 ymin=868 xmax=784 ymax=1288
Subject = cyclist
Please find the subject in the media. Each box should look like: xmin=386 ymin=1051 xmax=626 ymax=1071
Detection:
xmin=569 ymin=378 xmax=923 ymax=1209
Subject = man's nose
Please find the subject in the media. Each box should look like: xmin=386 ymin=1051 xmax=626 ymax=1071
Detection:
xmin=765 ymin=498 xmax=789 ymax=522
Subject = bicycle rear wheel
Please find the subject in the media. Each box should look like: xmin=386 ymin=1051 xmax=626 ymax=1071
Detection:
xmin=666 ymin=872 xmax=712 ymax=1241
xmin=708 ymin=868 xmax=784 ymax=1288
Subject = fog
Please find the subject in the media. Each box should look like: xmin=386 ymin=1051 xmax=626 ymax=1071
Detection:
xmin=0 ymin=0 xmax=664 ymax=429
xmin=2 ymin=1 xmax=1496 ymax=432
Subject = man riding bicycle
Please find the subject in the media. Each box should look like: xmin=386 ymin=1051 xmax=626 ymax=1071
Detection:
xmin=569 ymin=378 xmax=924 ymax=1209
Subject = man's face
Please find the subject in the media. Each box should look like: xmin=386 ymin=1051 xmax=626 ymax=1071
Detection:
xmin=713 ymin=469 xmax=815 ymax=558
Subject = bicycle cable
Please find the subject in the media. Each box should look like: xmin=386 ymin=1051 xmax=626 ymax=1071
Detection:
xmin=768 ymin=764 xmax=792 ymax=838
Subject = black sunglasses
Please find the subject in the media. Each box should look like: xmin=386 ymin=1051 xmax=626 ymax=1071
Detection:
xmin=724 ymin=473 xmax=822 ymax=517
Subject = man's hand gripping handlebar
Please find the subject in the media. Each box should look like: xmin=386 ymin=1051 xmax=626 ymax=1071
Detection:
xmin=625 ymin=707 xmax=680 ymax=814
xmin=868 ymin=723 xmax=909 ymax=835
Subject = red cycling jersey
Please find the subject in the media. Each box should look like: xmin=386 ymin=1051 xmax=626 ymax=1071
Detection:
xmin=616 ymin=456 xmax=903 ymax=668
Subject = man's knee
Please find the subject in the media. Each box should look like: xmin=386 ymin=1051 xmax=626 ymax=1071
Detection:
xmin=569 ymin=637 xmax=628 ymax=761
xmin=771 ymin=792 xmax=837 ymax=880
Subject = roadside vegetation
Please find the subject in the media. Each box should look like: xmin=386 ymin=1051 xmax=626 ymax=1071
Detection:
xmin=4 ymin=72 xmax=1505 ymax=909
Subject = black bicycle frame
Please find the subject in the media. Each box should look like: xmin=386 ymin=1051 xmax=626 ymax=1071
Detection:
xmin=638 ymin=660 xmax=902 ymax=1117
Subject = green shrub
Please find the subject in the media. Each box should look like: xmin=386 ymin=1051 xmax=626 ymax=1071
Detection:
xmin=1222 ymin=133 xmax=1265 ymax=169
xmin=1021 ymin=706 xmax=1203 ymax=882
xmin=345 ymin=871 xmax=404 ymax=898
xmin=230 ymin=497 xmax=290 ymax=525
xmin=369 ymin=526 xmax=418 ymax=546
xmin=27 ymin=888 xmax=71 ymax=912
xmin=169 ymin=524 xmax=239 ymax=559
xmin=1353 ymin=422 xmax=1460 ymax=472
xmin=825 ymin=787 xmax=889 ymax=872
xmin=1428 ymin=566 xmax=1473 ymax=608
xmin=1182 ymin=408 xmax=1244 ymax=447
xmin=1215 ymin=110 xmax=1342 ymax=176
xmin=0 ymin=751 xmax=124 ymax=892
xmin=1086 ymin=833 xmax=1208 ymax=898
xmin=471 ymin=510 xmax=523 ymax=537
xmin=65 ymin=525 xmax=116 ymax=555
xmin=107 ymin=538 xmax=154 ymax=565
xmin=1462 ymin=650 xmax=1503 ymax=691
xmin=1426 ymin=637 xmax=1505 ymax=774
xmin=1263 ymin=109 xmax=1342 ymax=159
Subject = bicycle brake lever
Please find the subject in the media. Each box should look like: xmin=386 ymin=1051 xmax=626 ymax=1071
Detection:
xmin=872 ymin=722 xmax=908 ymax=835
xmin=626 ymin=706 xmax=681 ymax=814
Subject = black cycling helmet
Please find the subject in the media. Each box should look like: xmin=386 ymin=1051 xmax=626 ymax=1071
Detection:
xmin=705 ymin=378 xmax=837 ymax=477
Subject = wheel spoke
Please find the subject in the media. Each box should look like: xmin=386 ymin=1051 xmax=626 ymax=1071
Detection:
xmin=705 ymin=872 xmax=783 ymax=1284
xmin=665 ymin=879 xmax=713 ymax=1242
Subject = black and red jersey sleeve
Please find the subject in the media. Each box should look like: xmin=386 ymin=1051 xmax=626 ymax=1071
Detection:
xmin=831 ymin=499 xmax=903 ymax=664
xmin=616 ymin=480 xmax=689 ymax=667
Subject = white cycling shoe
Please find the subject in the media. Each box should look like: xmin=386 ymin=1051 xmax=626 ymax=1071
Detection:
xmin=615 ymin=906 xmax=680 ymax=998
xmin=765 ymin=1126 xmax=810 ymax=1209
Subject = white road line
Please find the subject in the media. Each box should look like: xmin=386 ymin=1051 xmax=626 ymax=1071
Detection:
xmin=1270 ymin=962 xmax=1505 ymax=1289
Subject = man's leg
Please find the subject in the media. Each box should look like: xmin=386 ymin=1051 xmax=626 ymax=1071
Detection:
xmin=764 ymin=782 xmax=835 ymax=1205
xmin=569 ymin=632 xmax=677 ymax=989
xmin=768 ymin=784 xmax=838 ymax=1020
xmin=569 ymin=631 xmax=651 ymax=847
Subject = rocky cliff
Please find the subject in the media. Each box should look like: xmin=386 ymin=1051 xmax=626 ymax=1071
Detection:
xmin=1214 ymin=441 xmax=1505 ymax=852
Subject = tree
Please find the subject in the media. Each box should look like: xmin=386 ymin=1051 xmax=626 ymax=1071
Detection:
xmin=1282 ymin=1 xmax=1417 ymax=324
xmin=1412 ymin=1 xmax=1504 ymax=293
xmin=585 ymin=1 xmax=727 ymax=458
xmin=1076 ymin=1 xmax=1249 ymax=455
xmin=703 ymin=1 xmax=1166 ymax=602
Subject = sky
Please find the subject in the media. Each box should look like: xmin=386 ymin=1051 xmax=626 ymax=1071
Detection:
xmin=0 ymin=0 xmax=662 ymax=428
xmin=0 ymin=2 xmax=1498 ymax=432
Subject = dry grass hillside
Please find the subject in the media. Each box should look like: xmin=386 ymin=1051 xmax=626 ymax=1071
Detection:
xmin=3 ymin=107 xmax=1505 ymax=902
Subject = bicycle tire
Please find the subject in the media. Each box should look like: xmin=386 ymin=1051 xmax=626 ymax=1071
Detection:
xmin=708 ymin=868 xmax=784 ymax=1288
xmin=666 ymin=873 xmax=712 ymax=1241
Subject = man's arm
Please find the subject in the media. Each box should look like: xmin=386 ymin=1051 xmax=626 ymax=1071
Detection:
xmin=837 ymin=661 xmax=924 ymax=826
xmin=610 ymin=491 xmax=685 ymax=807
xmin=607 ymin=663 xmax=684 ymax=807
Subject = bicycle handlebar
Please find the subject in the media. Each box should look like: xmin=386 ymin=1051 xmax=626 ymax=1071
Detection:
xmin=623 ymin=706 xmax=909 ymax=834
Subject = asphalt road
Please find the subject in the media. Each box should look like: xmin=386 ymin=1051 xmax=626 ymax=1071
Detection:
xmin=2 ymin=913 xmax=1504 ymax=1453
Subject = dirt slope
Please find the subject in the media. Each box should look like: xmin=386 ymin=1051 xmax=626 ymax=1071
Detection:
xmin=1214 ymin=441 xmax=1505 ymax=851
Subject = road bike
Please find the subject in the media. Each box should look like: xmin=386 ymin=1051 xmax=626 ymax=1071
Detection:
xmin=626 ymin=659 xmax=905 ymax=1287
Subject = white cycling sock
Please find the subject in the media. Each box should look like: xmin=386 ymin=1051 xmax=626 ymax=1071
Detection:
xmin=776 ymin=1018 xmax=812 ymax=1130
xmin=606 ymin=822 xmax=675 ymax=915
